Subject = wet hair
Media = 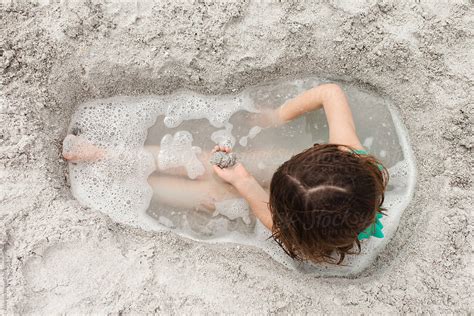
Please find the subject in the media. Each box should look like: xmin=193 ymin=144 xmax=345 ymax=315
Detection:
xmin=269 ymin=143 xmax=389 ymax=264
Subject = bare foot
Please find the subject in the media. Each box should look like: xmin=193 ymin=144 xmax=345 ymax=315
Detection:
xmin=62 ymin=134 xmax=105 ymax=162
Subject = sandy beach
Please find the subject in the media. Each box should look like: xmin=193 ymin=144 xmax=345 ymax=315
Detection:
xmin=1 ymin=0 xmax=472 ymax=313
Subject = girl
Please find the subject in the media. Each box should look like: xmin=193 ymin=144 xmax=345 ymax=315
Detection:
xmin=212 ymin=83 xmax=388 ymax=264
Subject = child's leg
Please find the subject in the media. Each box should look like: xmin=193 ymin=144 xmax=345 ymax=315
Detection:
xmin=62 ymin=135 xmax=106 ymax=162
xmin=62 ymin=134 xmax=293 ymax=187
xmin=61 ymin=136 xmax=213 ymax=179
xmin=148 ymin=175 xmax=239 ymax=212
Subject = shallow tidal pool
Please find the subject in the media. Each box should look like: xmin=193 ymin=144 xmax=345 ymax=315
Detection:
xmin=65 ymin=77 xmax=416 ymax=276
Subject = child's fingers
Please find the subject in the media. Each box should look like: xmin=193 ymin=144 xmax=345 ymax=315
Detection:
xmin=213 ymin=145 xmax=232 ymax=153
xmin=212 ymin=165 xmax=223 ymax=174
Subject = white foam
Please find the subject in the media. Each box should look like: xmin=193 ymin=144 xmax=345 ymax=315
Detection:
xmin=214 ymin=198 xmax=251 ymax=225
xmin=66 ymin=97 xmax=160 ymax=227
xmin=157 ymin=131 xmax=205 ymax=179
xmin=239 ymin=136 xmax=248 ymax=147
xmin=239 ymin=125 xmax=262 ymax=147
xmin=211 ymin=123 xmax=235 ymax=148
xmin=162 ymin=92 xmax=253 ymax=128
xmin=248 ymin=126 xmax=263 ymax=138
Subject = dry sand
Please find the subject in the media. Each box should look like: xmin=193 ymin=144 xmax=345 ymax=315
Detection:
xmin=1 ymin=0 xmax=473 ymax=314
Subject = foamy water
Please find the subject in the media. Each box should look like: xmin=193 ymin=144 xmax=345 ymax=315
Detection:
xmin=66 ymin=77 xmax=416 ymax=276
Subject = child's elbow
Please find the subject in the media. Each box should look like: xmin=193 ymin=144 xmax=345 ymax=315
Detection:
xmin=317 ymin=83 xmax=346 ymax=101
xmin=324 ymin=83 xmax=345 ymax=96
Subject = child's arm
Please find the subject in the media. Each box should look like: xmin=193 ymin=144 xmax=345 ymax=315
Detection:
xmin=275 ymin=83 xmax=363 ymax=150
xmin=212 ymin=146 xmax=273 ymax=230
xmin=231 ymin=172 xmax=273 ymax=230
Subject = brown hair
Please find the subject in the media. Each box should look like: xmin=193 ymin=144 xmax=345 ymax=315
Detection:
xmin=269 ymin=143 xmax=389 ymax=264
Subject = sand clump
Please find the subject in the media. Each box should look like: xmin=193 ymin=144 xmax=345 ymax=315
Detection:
xmin=209 ymin=151 xmax=238 ymax=169
xmin=1 ymin=1 xmax=473 ymax=314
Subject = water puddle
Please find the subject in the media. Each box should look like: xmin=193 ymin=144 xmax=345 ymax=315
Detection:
xmin=66 ymin=77 xmax=416 ymax=276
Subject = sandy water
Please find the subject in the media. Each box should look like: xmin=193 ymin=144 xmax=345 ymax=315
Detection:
xmin=66 ymin=77 xmax=415 ymax=275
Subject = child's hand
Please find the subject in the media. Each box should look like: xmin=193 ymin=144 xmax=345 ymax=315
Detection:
xmin=212 ymin=146 xmax=252 ymax=186
xmin=213 ymin=163 xmax=252 ymax=186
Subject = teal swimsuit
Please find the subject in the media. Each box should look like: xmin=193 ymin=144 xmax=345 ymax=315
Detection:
xmin=352 ymin=149 xmax=385 ymax=241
